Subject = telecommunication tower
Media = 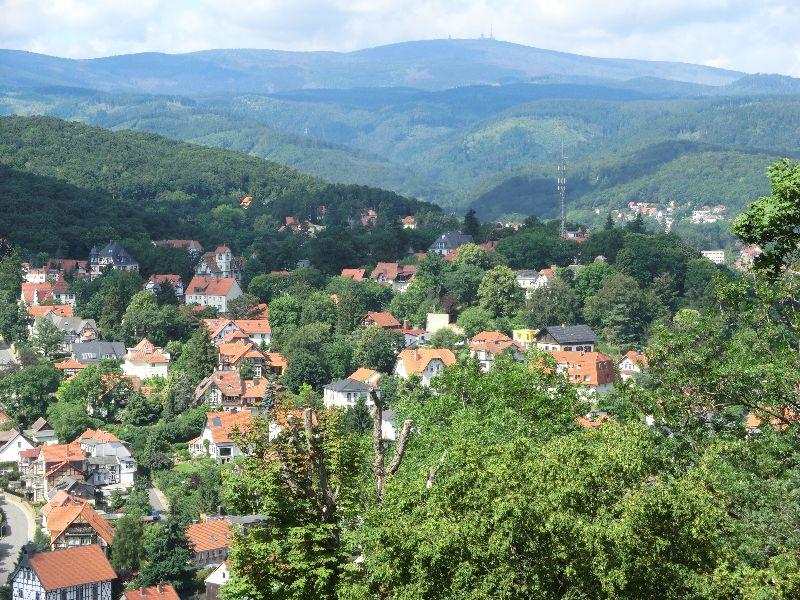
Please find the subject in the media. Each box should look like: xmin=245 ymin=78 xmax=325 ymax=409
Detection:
xmin=557 ymin=143 xmax=567 ymax=237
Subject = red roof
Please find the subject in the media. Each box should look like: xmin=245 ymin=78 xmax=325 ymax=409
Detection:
xmin=21 ymin=282 xmax=55 ymax=303
xmin=341 ymin=268 xmax=366 ymax=281
xmin=576 ymin=414 xmax=612 ymax=428
xmin=54 ymin=357 xmax=86 ymax=371
xmin=75 ymin=428 xmax=122 ymax=444
xmin=27 ymin=304 xmax=73 ymax=319
xmin=204 ymin=411 xmax=253 ymax=444
xmin=147 ymin=274 xmax=182 ymax=286
xmin=549 ymin=350 xmax=619 ymax=386
xmin=397 ymin=348 xmax=457 ymax=374
xmin=363 ymin=311 xmax=400 ymax=329
xmin=46 ymin=500 xmax=115 ymax=546
xmin=41 ymin=442 xmax=84 ymax=466
xmin=370 ymin=262 xmax=417 ymax=283
xmin=186 ymin=518 xmax=233 ymax=553
xmin=28 ymin=545 xmax=116 ymax=590
xmin=122 ymin=584 xmax=180 ymax=600
xmin=187 ymin=276 xmax=238 ymax=297
xmin=126 ymin=338 xmax=170 ymax=363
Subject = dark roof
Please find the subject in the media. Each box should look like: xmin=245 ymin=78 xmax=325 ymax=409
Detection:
xmin=539 ymin=324 xmax=598 ymax=345
xmin=324 ymin=378 xmax=371 ymax=393
xmin=47 ymin=475 xmax=96 ymax=499
xmin=98 ymin=241 xmax=137 ymax=265
xmin=72 ymin=341 xmax=126 ymax=362
xmin=429 ymin=232 xmax=473 ymax=250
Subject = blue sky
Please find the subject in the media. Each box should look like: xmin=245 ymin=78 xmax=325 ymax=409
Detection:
xmin=2 ymin=0 xmax=799 ymax=76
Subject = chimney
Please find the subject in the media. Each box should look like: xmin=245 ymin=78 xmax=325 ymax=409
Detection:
xmin=402 ymin=319 xmax=410 ymax=330
xmin=140 ymin=587 xmax=145 ymax=596
xmin=157 ymin=584 xmax=164 ymax=594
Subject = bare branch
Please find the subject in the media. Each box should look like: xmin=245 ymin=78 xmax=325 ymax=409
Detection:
xmin=426 ymin=450 xmax=447 ymax=489
xmin=386 ymin=420 xmax=413 ymax=477
xmin=371 ymin=389 xmax=385 ymax=502
xmin=303 ymin=408 xmax=337 ymax=522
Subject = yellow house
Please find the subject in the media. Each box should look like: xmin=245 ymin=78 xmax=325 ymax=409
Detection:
xmin=512 ymin=329 xmax=539 ymax=349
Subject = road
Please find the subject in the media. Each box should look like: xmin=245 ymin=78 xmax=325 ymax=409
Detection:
xmin=148 ymin=487 xmax=170 ymax=515
xmin=0 ymin=340 xmax=16 ymax=371
xmin=0 ymin=494 xmax=35 ymax=584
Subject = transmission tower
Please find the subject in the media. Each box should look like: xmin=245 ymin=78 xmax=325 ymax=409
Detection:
xmin=557 ymin=142 xmax=567 ymax=238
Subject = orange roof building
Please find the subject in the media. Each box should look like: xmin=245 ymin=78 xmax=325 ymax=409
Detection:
xmin=123 ymin=338 xmax=171 ymax=379
xmin=618 ymin=350 xmax=649 ymax=381
xmin=469 ymin=331 xmax=525 ymax=370
xmin=394 ymin=348 xmax=457 ymax=386
xmin=362 ymin=311 xmax=401 ymax=330
xmin=204 ymin=317 xmax=271 ymax=346
xmin=348 ymin=367 xmax=382 ymax=386
xmin=13 ymin=545 xmax=116 ymax=592
xmin=122 ymin=584 xmax=180 ymax=600
xmin=44 ymin=496 xmax=115 ymax=550
xmin=548 ymin=350 xmax=619 ymax=395
xmin=341 ymin=268 xmax=367 ymax=281
xmin=186 ymin=518 xmax=234 ymax=567
xmin=54 ymin=356 xmax=87 ymax=377
xmin=189 ymin=411 xmax=254 ymax=463
xmin=185 ymin=276 xmax=243 ymax=314
xmin=370 ymin=262 xmax=417 ymax=290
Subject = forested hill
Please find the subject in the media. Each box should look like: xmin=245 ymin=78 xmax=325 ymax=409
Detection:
xmin=0 ymin=115 xmax=438 ymax=257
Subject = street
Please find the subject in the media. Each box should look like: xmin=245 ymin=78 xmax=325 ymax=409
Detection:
xmin=0 ymin=339 xmax=16 ymax=371
xmin=0 ymin=494 xmax=34 ymax=583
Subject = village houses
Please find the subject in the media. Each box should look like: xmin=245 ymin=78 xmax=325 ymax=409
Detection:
xmin=428 ymin=231 xmax=473 ymax=255
xmin=469 ymin=331 xmax=526 ymax=371
xmin=10 ymin=545 xmax=116 ymax=600
xmin=122 ymin=338 xmax=170 ymax=379
xmin=195 ymin=245 xmax=243 ymax=283
xmin=394 ymin=347 xmax=457 ymax=386
xmin=536 ymin=324 xmax=598 ymax=353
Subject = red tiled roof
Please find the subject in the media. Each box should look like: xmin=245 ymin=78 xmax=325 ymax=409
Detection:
xmin=122 ymin=584 xmax=180 ymax=600
xmin=576 ymin=414 xmax=612 ymax=428
xmin=21 ymin=282 xmax=54 ymax=303
xmin=370 ymin=262 xmax=417 ymax=282
xmin=27 ymin=304 xmax=73 ymax=319
xmin=46 ymin=500 xmax=115 ymax=546
xmin=28 ymin=545 xmax=116 ymax=590
xmin=348 ymin=368 xmax=381 ymax=384
xmin=147 ymin=274 xmax=182 ymax=286
xmin=126 ymin=338 xmax=169 ymax=363
xmin=204 ymin=411 xmax=253 ymax=444
xmin=75 ymin=429 xmax=122 ymax=444
xmin=41 ymin=442 xmax=84 ymax=466
xmin=549 ymin=350 xmax=619 ymax=386
xmin=620 ymin=350 xmax=649 ymax=371
xmin=471 ymin=331 xmax=511 ymax=343
xmin=186 ymin=518 xmax=233 ymax=553
xmin=363 ymin=311 xmax=400 ymax=329
xmin=54 ymin=357 xmax=86 ymax=371
xmin=187 ymin=276 xmax=238 ymax=297
xmin=341 ymin=268 xmax=367 ymax=281
xmin=267 ymin=352 xmax=287 ymax=373
xmin=235 ymin=319 xmax=271 ymax=335
xmin=218 ymin=340 xmax=265 ymax=365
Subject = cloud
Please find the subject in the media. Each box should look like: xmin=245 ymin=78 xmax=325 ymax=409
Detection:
xmin=0 ymin=0 xmax=798 ymax=75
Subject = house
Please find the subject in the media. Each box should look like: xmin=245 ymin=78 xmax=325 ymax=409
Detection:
xmin=39 ymin=314 xmax=98 ymax=353
xmin=394 ymin=348 xmax=457 ymax=386
xmin=20 ymin=442 xmax=86 ymax=501
xmin=122 ymin=339 xmax=170 ymax=379
xmin=323 ymin=378 xmax=371 ymax=409
xmin=26 ymin=304 xmax=73 ymax=321
xmin=360 ymin=209 xmax=378 ymax=228
xmin=217 ymin=340 xmax=267 ymax=376
xmin=76 ymin=429 xmax=137 ymax=492
xmin=47 ymin=476 xmax=96 ymax=502
xmin=54 ymin=357 xmax=87 ymax=378
xmin=195 ymin=246 xmax=243 ymax=283
xmin=89 ymin=241 xmax=139 ymax=279
xmin=194 ymin=371 xmax=285 ymax=412
xmin=265 ymin=352 xmax=288 ymax=376
xmin=153 ymin=239 xmax=204 ymax=255
xmin=576 ymin=413 xmax=612 ymax=428
xmin=10 ymin=545 xmax=115 ymax=600
xmin=701 ymin=250 xmax=725 ymax=265
xmin=348 ymin=368 xmax=382 ymax=386
xmin=185 ymin=277 xmax=243 ymax=313
xmin=362 ymin=311 xmax=401 ymax=330
xmin=400 ymin=215 xmax=417 ymax=229
xmin=428 ymin=232 xmax=473 ymax=255
xmin=536 ymin=325 xmax=598 ymax=353
xmin=618 ymin=350 xmax=649 ymax=381
xmin=240 ymin=195 xmax=253 ymax=208
xmin=0 ymin=410 xmax=10 ymax=427
xmin=122 ymin=584 xmax=180 ymax=600
xmin=401 ymin=325 xmax=427 ymax=348
xmin=370 ymin=262 xmax=417 ymax=291
xmin=72 ymin=341 xmax=126 ymax=364
xmin=549 ymin=350 xmax=619 ymax=396
xmin=204 ymin=318 xmax=271 ymax=346
xmin=189 ymin=411 xmax=254 ymax=463
xmin=186 ymin=518 xmax=234 ymax=568
xmin=42 ymin=494 xmax=115 ymax=551
xmin=426 ymin=313 xmax=452 ymax=334
xmin=340 ymin=268 xmax=367 ymax=281
xmin=469 ymin=331 xmax=525 ymax=371
xmin=23 ymin=417 xmax=58 ymax=445
xmin=515 ymin=269 xmax=550 ymax=297
xmin=205 ymin=562 xmax=231 ymax=600
xmin=512 ymin=329 xmax=538 ymax=349
xmin=0 ymin=429 xmax=35 ymax=463
xmin=144 ymin=274 xmax=184 ymax=298
xmin=21 ymin=278 xmax=75 ymax=306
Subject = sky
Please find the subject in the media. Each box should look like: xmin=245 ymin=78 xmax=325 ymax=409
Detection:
xmin=2 ymin=0 xmax=799 ymax=76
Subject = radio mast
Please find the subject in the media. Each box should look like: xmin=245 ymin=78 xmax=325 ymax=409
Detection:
xmin=557 ymin=141 xmax=567 ymax=238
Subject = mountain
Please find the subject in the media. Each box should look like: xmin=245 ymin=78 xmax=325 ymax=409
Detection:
xmin=0 ymin=115 xmax=436 ymax=256
xmin=0 ymin=39 xmax=746 ymax=95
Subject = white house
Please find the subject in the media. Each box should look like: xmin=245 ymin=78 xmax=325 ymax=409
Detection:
xmin=204 ymin=318 xmax=272 ymax=346
xmin=515 ymin=270 xmax=546 ymax=297
xmin=76 ymin=429 xmax=137 ymax=490
xmin=468 ymin=331 xmax=525 ymax=371
xmin=701 ymin=250 xmax=725 ymax=265
xmin=323 ymin=378 xmax=372 ymax=409
xmin=0 ymin=430 xmax=35 ymax=464
xmin=195 ymin=246 xmax=243 ymax=283
xmin=618 ymin=350 xmax=649 ymax=381
xmin=394 ymin=348 xmax=457 ymax=386
xmin=11 ymin=545 xmax=115 ymax=600
xmin=536 ymin=325 xmax=598 ymax=353
xmin=122 ymin=338 xmax=170 ymax=379
xmin=185 ymin=277 xmax=243 ymax=313
xmin=189 ymin=411 xmax=254 ymax=463
xmin=205 ymin=561 xmax=231 ymax=600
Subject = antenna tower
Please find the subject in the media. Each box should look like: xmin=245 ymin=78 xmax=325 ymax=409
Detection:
xmin=557 ymin=141 xmax=567 ymax=237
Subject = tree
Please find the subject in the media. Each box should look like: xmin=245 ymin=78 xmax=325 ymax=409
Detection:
xmin=110 ymin=513 xmax=145 ymax=574
xmin=452 ymin=243 xmax=496 ymax=270
xmin=0 ymin=294 xmax=27 ymax=343
xmin=342 ymin=396 xmax=372 ymax=435
xmin=733 ymin=159 xmax=800 ymax=276
xmin=53 ymin=361 xmax=130 ymax=424
xmin=428 ymin=327 xmax=467 ymax=353
xmin=0 ymin=362 xmax=61 ymax=427
xmin=353 ymin=327 xmax=404 ymax=373
xmin=462 ymin=208 xmax=481 ymax=240
xmin=137 ymin=515 xmax=195 ymax=593
xmin=683 ymin=258 xmax=720 ymax=309
xmin=227 ymin=293 xmax=262 ymax=319
xmin=478 ymin=266 xmax=524 ymax=319
xmin=299 ymin=292 xmax=338 ymax=328
xmin=173 ymin=326 xmax=217 ymax=386
xmin=154 ymin=281 xmax=178 ymax=306
xmin=441 ymin=263 xmax=485 ymax=306
xmin=456 ymin=306 xmax=494 ymax=338
xmin=47 ymin=401 xmax=99 ymax=443
xmin=573 ymin=261 xmax=615 ymax=304
xmin=248 ymin=273 xmax=291 ymax=303
xmin=521 ymin=278 xmax=580 ymax=330
xmin=282 ymin=349 xmax=329 ymax=392
xmin=30 ymin=318 xmax=64 ymax=359
xmin=268 ymin=295 xmax=302 ymax=335
xmin=98 ymin=285 xmax=125 ymax=338
xmin=584 ymin=273 xmax=657 ymax=346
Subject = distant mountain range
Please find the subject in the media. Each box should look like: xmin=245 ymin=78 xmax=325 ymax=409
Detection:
xmin=1 ymin=38 xmax=798 ymax=222
xmin=0 ymin=38 xmax=752 ymax=94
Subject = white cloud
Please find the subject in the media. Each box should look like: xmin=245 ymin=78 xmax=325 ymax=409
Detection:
xmin=0 ymin=0 xmax=798 ymax=75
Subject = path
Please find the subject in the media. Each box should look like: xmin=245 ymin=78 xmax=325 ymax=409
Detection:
xmin=148 ymin=486 xmax=170 ymax=515
xmin=0 ymin=493 xmax=36 ymax=583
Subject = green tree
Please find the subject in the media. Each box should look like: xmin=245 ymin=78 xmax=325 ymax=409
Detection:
xmin=584 ymin=273 xmax=655 ymax=346
xmin=456 ymin=306 xmax=494 ymax=338
xmin=0 ymin=294 xmax=27 ymax=343
xmin=30 ymin=318 xmax=64 ymax=359
xmin=282 ymin=349 xmax=329 ymax=392
xmin=0 ymin=362 xmax=61 ymax=427
xmin=478 ymin=266 xmax=524 ymax=319
xmin=521 ymin=277 xmax=580 ymax=330
xmin=268 ymin=295 xmax=302 ymax=335
xmin=462 ymin=208 xmax=481 ymax=240
xmin=573 ymin=261 xmax=615 ymax=304
xmin=428 ymin=327 xmax=467 ymax=352
xmin=353 ymin=327 xmax=404 ymax=373
xmin=110 ymin=513 xmax=145 ymax=574
xmin=137 ymin=515 xmax=195 ymax=593
xmin=173 ymin=326 xmax=217 ymax=386
xmin=441 ymin=263 xmax=485 ymax=307
xmin=227 ymin=293 xmax=262 ymax=319
xmin=452 ymin=243 xmax=496 ymax=269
